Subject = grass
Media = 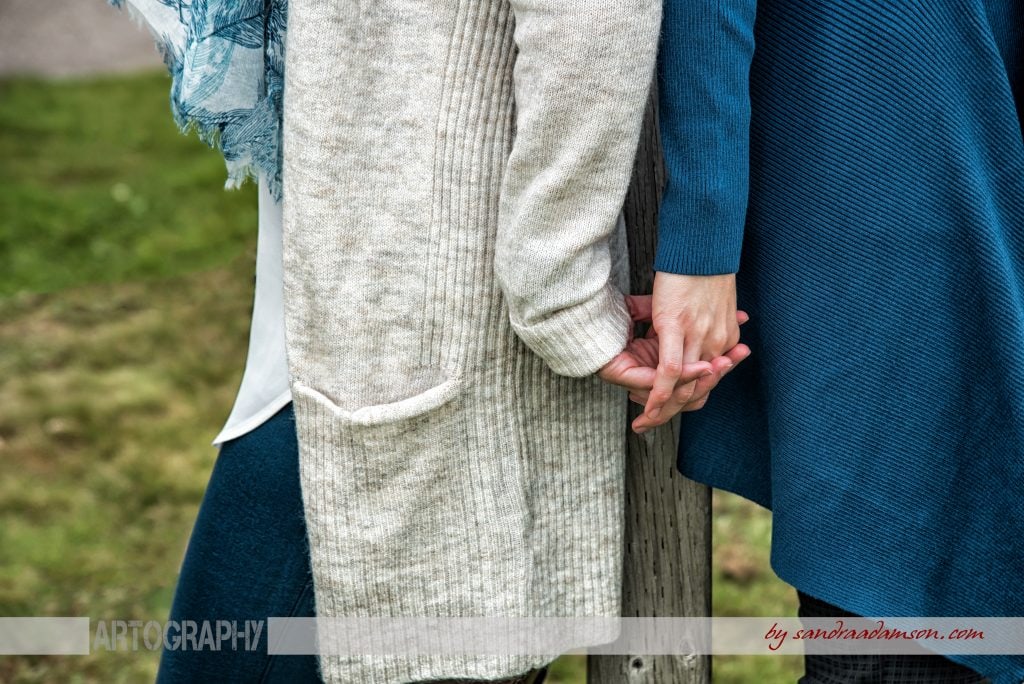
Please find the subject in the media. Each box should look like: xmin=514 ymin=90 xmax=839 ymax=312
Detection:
xmin=0 ymin=256 xmax=255 ymax=683
xmin=0 ymin=72 xmax=257 ymax=297
xmin=0 ymin=71 xmax=800 ymax=683
xmin=712 ymin=494 xmax=803 ymax=683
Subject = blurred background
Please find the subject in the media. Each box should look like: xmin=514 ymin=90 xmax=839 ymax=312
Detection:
xmin=0 ymin=1 xmax=800 ymax=682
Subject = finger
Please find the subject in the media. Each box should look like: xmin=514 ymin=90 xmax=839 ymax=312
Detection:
xmin=634 ymin=349 xmax=746 ymax=431
xmin=624 ymin=295 xmax=653 ymax=323
xmin=635 ymin=359 xmax=715 ymax=429
xmin=723 ymin=343 xmax=752 ymax=366
xmin=632 ymin=412 xmax=656 ymax=433
xmin=629 ymin=388 xmax=651 ymax=404
xmin=681 ymin=345 xmax=750 ymax=410
xmin=617 ymin=365 xmax=657 ymax=392
xmin=661 ymin=366 xmax=719 ymax=423
xmin=644 ymin=322 xmax=686 ymax=421
xmin=681 ymin=395 xmax=709 ymax=412
xmin=633 ymin=346 xmax=750 ymax=432
xmin=736 ymin=310 xmax=750 ymax=325
xmin=665 ymin=377 xmax=703 ymax=421
xmin=683 ymin=328 xmax=705 ymax=364
xmin=633 ymin=386 xmax=692 ymax=431
xmin=636 ymin=358 xmax=714 ymax=428
xmin=683 ymin=356 xmax=732 ymax=406
xmin=630 ymin=337 xmax=660 ymax=368
xmin=599 ymin=362 xmax=657 ymax=392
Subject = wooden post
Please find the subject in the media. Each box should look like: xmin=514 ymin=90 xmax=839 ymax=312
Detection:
xmin=587 ymin=80 xmax=713 ymax=684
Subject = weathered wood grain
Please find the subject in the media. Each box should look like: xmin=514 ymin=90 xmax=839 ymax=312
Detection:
xmin=587 ymin=78 xmax=712 ymax=684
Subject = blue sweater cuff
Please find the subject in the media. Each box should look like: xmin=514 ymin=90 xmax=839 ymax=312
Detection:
xmin=654 ymin=183 xmax=747 ymax=275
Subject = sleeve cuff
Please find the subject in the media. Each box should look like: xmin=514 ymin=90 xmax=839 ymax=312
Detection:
xmin=508 ymin=281 xmax=632 ymax=378
xmin=652 ymin=227 xmax=744 ymax=275
xmin=652 ymin=188 xmax=747 ymax=275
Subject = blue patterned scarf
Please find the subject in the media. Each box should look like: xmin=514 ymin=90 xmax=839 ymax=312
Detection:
xmin=110 ymin=0 xmax=287 ymax=201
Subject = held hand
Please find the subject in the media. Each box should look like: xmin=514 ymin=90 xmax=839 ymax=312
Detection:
xmin=598 ymin=290 xmax=750 ymax=432
xmin=597 ymin=334 xmax=715 ymax=402
xmin=639 ymin=272 xmax=743 ymax=425
xmin=644 ymin=272 xmax=741 ymax=361
xmin=614 ymin=288 xmax=753 ymax=432
xmin=628 ymin=338 xmax=750 ymax=433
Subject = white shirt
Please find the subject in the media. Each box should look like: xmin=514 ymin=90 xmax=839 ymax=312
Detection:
xmin=211 ymin=175 xmax=292 ymax=446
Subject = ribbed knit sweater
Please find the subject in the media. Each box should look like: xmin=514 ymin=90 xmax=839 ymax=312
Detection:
xmin=282 ymin=1 xmax=659 ymax=682
xmin=656 ymin=2 xmax=1024 ymax=682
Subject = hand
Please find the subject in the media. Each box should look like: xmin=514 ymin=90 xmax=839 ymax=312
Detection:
xmin=627 ymin=328 xmax=750 ymax=433
xmin=623 ymin=277 xmax=751 ymax=431
xmin=649 ymin=271 xmax=740 ymax=362
xmin=598 ymin=333 xmax=715 ymax=403
xmin=598 ymin=291 xmax=750 ymax=432
xmin=634 ymin=272 xmax=745 ymax=427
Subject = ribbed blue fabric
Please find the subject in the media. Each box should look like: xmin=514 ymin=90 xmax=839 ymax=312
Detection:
xmin=654 ymin=0 xmax=756 ymax=275
xmin=657 ymin=2 xmax=1024 ymax=683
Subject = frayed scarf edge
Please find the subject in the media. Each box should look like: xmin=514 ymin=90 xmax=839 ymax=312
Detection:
xmin=107 ymin=0 xmax=283 ymax=202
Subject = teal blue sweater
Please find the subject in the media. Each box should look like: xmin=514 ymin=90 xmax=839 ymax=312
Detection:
xmin=657 ymin=1 xmax=1024 ymax=682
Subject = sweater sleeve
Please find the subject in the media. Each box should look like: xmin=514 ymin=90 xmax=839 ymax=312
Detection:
xmin=654 ymin=0 xmax=757 ymax=276
xmin=494 ymin=0 xmax=662 ymax=378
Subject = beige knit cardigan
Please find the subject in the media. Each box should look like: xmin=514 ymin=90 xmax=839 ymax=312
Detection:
xmin=282 ymin=1 xmax=661 ymax=681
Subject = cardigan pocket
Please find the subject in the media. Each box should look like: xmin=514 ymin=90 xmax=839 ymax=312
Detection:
xmin=290 ymin=372 xmax=464 ymax=427
xmin=289 ymin=372 xmax=532 ymax=618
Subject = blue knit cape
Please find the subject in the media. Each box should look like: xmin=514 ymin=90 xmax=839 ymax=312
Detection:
xmin=657 ymin=1 xmax=1024 ymax=682
xmin=109 ymin=0 xmax=286 ymax=201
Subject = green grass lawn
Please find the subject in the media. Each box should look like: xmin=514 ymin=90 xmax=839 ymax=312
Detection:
xmin=0 ymin=72 xmax=800 ymax=683
xmin=0 ymin=72 xmax=257 ymax=297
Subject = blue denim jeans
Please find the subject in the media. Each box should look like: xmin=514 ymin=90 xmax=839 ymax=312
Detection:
xmin=156 ymin=402 xmax=321 ymax=683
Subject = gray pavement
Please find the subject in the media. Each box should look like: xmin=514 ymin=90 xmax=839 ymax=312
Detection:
xmin=0 ymin=0 xmax=163 ymax=78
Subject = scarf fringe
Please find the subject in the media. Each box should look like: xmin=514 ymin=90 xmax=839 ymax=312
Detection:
xmin=108 ymin=0 xmax=284 ymax=201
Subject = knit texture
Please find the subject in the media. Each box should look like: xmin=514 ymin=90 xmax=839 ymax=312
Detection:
xmin=654 ymin=0 xmax=755 ymax=275
xmin=658 ymin=2 xmax=1024 ymax=683
xmin=282 ymin=1 xmax=659 ymax=681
